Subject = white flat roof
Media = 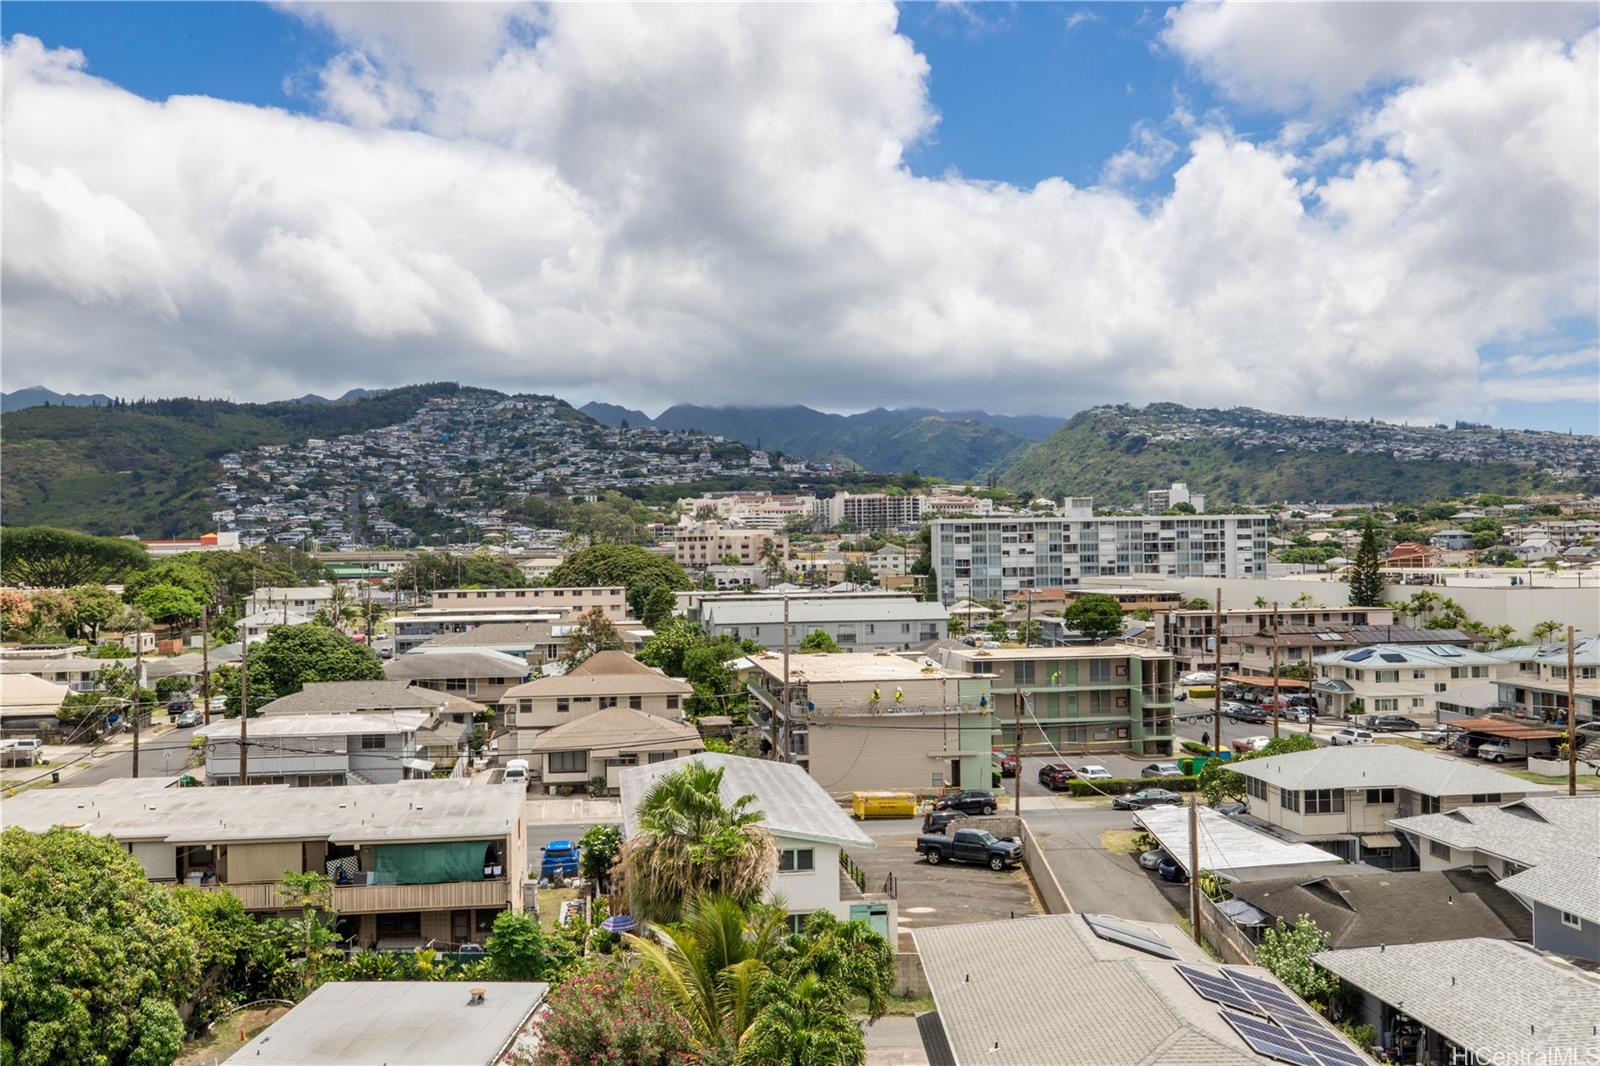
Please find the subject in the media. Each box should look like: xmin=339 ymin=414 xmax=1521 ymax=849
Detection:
xmin=197 ymin=712 xmax=429 ymax=739
xmin=1135 ymin=805 xmax=1337 ymax=877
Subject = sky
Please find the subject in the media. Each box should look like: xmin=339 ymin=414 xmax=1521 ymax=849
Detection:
xmin=2 ymin=2 xmax=1597 ymax=432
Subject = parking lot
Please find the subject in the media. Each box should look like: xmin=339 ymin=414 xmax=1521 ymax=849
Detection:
xmin=846 ymin=816 xmax=1040 ymax=951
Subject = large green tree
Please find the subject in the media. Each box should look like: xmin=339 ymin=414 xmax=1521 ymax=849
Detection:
xmin=562 ymin=609 xmax=625 ymax=670
xmin=545 ymin=544 xmax=692 ymax=593
xmin=66 ymin=584 xmax=122 ymax=643
xmin=1198 ymin=733 xmax=1319 ymax=805
xmin=387 ymin=551 xmax=525 ymax=595
xmin=1254 ymin=916 xmax=1336 ymax=1007
xmin=619 ymin=763 xmax=777 ymax=923
xmin=1347 ymin=516 xmax=1385 ymax=607
xmin=222 ymin=623 xmax=385 ymax=713
xmin=797 ymin=630 xmax=841 ymax=653
xmin=133 ymin=582 xmax=206 ymax=632
xmin=0 ymin=527 xmax=150 ymax=588
xmin=1 ymin=827 xmax=201 ymax=1066
xmin=1063 ymin=593 xmax=1125 ymax=644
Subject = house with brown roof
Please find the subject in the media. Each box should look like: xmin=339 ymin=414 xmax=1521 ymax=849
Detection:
xmin=497 ymin=651 xmax=693 ymax=760
xmin=524 ymin=707 xmax=704 ymax=793
xmin=1385 ymin=542 xmax=1442 ymax=569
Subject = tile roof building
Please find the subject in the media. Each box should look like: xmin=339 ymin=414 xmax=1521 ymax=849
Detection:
xmin=523 ymin=706 xmax=703 ymax=794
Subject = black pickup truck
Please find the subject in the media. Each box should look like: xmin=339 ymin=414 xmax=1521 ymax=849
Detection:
xmin=916 ymin=827 xmax=1023 ymax=871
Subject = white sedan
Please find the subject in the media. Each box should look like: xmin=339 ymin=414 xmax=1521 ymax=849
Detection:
xmin=1075 ymin=765 xmax=1114 ymax=781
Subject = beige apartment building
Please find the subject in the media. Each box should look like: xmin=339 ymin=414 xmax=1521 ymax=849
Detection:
xmin=4 ymin=778 xmax=529 ymax=950
xmin=498 ymin=651 xmax=693 ymax=759
xmin=428 ymin=586 xmax=628 ymax=618
xmin=672 ymin=526 xmax=787 ymax=569
xmin=745 ymin=652 xmax=994 ymax=795
xmin=1154 ymin=605 xmax=1399 ymax=673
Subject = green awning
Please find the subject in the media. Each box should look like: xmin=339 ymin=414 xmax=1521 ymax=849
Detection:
xmin=371 ymin=840 xmax=494 ymax=885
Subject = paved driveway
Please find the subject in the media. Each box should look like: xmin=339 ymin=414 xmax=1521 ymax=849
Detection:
xmin=1022 ymin=806 xmax=1180 ymax=925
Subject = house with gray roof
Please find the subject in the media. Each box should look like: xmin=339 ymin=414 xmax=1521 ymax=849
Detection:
xmin=1311 ymin=644 xmax=1507 ymax=720
xmin=698 ymin=592 xmax=948 ymax=652
xmin=497 ymin=651 xmax=693 ymax=760
xmin=915 ymin=913 xmax=1366 ymax=1066
xmin=618 ymin=754 xmax=887 ymax=938
xmin=1498 ymin=851 xmax=1600 ymax=962
xmin=197 ymin=712 xmax=436 ymax=787
xmin=383 ymin=649 xmax=530 ymax=704
xmin=255 ymin=680 xmax=449 ymax=717
xmin=1314 ymin=939 xmax=1600 ymax=1065
xmin=1390 ymin=793 xmax=1600 ymax=875
xmin=1228 ymin=745 xmax=1554 ymax=865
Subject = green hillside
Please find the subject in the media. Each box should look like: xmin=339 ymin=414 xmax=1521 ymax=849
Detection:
xmin=1003 ymin=408 xmax=1559 ymax=506
xmin=1 ymin=384 xmax=464 ymax=536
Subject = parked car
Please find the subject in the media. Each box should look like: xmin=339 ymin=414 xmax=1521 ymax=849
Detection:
xmin=502 ymin=758 xmax=531 ymax=786
xmin=1421 ymin=724 xmax=1461 ymax=745
xmin=1453 ymin=734 xmax=1484 ymax=758
xmin=1113 ymin=788 xmax=1184 ymax=811
xmin=174 ymin=709 xmax=202 ymax=728
xmin=922 ymin=810 xmax=971 ymax=835
xmin=1330 ymin=728 xmax=1374 ymax=746
xmin=539 ymin=840 xmax=581 ymax=879
xmin=917 ymin=827 xmax=1023 ymax=871
xmin=1138 ymin=848 xmax=1168 ymax=870
xmin=1477 ymin=741 xmax=1519 ymax=763
xmin=993 ymin=751 xmax=1018 ymax=778
xmin=1075 ymin=765 xmax=1114 ymax=782
xmin=1227 ymin=703 xmax=1267 ymax=724
xmin=1232 ymin=735 xmax=1271 ymax=754
xmin=1179 ymin=671 xmax=1216 ymax=686
xmin=1140 ymin=762 xmax=1183 ymax=779
xmin=936 ymin=790 xmax=999 ymax=816
xmin=1157 ymin=856 xmax=1188 ymax=883
xmin=1037 ymin=764 xmax=1076 ymax=791
xmin=166 ymin=697 xmax=193 ymax=715
xmin=1216 ymin=802 xmax=1248 ymax=816
xmin=1368 ymin=715 xmax=1423 ymax=733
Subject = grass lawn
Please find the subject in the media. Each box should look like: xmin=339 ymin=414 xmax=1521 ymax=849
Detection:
xmin=537 ymin=886 xmax=581 ymax=930
xmin=855 ymin=994 xmax=934 ymax=1017
xmin=175 ymin=1005 xmax=291 ymax=1065
xmin=1504 ymin=768 xmax=1598 ymax=790
xmin=1099 ymin=829 xmax=1144 ymax=855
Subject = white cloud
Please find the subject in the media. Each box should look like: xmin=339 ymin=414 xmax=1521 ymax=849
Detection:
xmin=1 ymin=4 xmax=1596 ymax=427
xmin=1100 ymin=119 xmax=1179 ymax=185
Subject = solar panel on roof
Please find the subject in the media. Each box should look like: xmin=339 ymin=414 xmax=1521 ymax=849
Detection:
xmin=1084 ymin=914 xmax=1180 ymax=959
xmin=1434 ymin=645 xmax=1463 ymax=657
xmin=1226 ymin=971 xmax=1318 ymax=1021
xmin=1176 ymin=965 xmax=1259 ymax=1013
xmin=1222 ymin=1013 xmax=1320 ymax=1066
xmin=1379 ymin=652 xmax=1406 ymax=663
xmin=1296 ymin=1028 xmax=1369 ymax=1066
xmin=1345 ymin=649 xmax=1373 ymax=662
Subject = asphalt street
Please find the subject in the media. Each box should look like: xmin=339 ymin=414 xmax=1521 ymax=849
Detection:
xmin=62 ymin=725 xmax=198 ymax=787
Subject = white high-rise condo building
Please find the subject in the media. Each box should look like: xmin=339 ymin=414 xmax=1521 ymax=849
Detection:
xmin=931 ymin=505 xmax=1269 ymax=605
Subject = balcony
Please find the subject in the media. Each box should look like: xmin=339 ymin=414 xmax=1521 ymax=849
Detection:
xmin=199 ymin=878 xmax=513 ymax=913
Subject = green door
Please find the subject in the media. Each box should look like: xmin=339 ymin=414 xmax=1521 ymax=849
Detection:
xmin=849 ymin=903 xmax=890 ymax=939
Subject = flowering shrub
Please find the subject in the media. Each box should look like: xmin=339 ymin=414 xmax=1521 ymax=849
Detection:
xmin=531 ymin=959 xmax=695 ymax=1066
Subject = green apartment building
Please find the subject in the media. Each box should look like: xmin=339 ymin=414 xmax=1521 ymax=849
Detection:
xmin=933 ymin=644 xmax=1176 ymax=758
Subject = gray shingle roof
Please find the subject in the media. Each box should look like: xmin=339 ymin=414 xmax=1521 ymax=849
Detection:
xmin=1229 ymin=745 xmax=1557 ymax=798
xmin=1497 ymin=852 xmax=1600 ymax=924
xmin=914 ymin=914 xmax=1349 ymax=1066
xmin=526 ymin=706 xmax=702 ymax=757
xmin=1314 ymin=939 xmax=1600 ymax=1059
xmin=618 ymin=753 xmax=872 ymax=849
xmin=255 ymin=680 xmax=446 ymax=715
xmin=383 ymin=650 xmax=530 ymax=681
xmin=1390 ymin=794 xmax=1600 ymax=868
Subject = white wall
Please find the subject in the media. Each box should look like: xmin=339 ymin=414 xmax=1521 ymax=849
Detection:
xmin=768 ymin=838 xmax=846 ymax=919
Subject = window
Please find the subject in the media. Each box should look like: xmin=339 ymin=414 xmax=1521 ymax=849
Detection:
xmin=1429 ymin=840 xmax=1451 ymax=860
xmin=1365 ymin=788 xmax=1396 ymax=805
xmin=1435 ymin=683 xmax=1448 ymax=693
xmin=360 ymin=734 xmax=386 ymax=750
xmin=599 ymin=697 xmax=618 ymax=709
xmin=1411 ymin=698 xmax=1426 ymax=708
xmin=377 ymin=912 xmax=422 ymax=937
xmin=1375 ymin=670 xmax=1399 ymax=684
xmin=1421 ymin=795 xmax=1441 ymax=814
xmin=647 ymin=751 xmax=673 ymax=763
xmin=1561 ymin=911 xmax=1583 ymax=929
xmin=629 ymin=695 xmax=643 ymax=710
xmin=556 ymin=698 xmax=570 ymax=713
xmin=777 ymin=848 xmax=815 ymax=873
xmin=1469 ymin=793 xmax=1502 ymax=804
xmin=1305 ymin=789 xmax=1344 ymax=814
xmin=666 ymin=696 xmax=680 ymax=711
xmin=1412 ymin=670 xmax=1427 ymax=680
xmin=1247 ymin=777 xmax=1267 ymax=801
xmin=549 ymin=751 xmax=587 ymax=774
xmin=786 ymin=912 xmax=811 ymax=935
xmin=446 ymin=678 xmax=469 ymax=692
xmin=1374 ymin=698 xmax=1398 ymax=712
xmin=1281 ymin=789 xmax=1301 ymax=813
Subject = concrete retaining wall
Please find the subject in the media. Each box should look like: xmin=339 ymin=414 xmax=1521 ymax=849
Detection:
xmin=893 ymin=951 xmax=929 ymax=997
xmin=1529 ymin=755 xmax=1598 ymax=778
xmin=1020 ymin=822 xmax=1071 ymax=915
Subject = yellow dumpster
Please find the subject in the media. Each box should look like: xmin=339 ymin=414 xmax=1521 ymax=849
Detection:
xmin=851 ymin=790 xmax=917 ymax=820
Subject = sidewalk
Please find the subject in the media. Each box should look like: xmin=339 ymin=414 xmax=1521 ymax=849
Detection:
xmin=1 ymin=724 xmax=178 ymax=792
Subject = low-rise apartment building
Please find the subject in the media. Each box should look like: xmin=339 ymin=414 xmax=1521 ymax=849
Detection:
xmin=699 ymin=592 xmax=948 ymax=652
xmin=1311 ymin=644 xmax=1507 ymax=719
xmin=410 ymin=620 xmax=649 ymax=666
xmin=1230 ymin=622 xmax=1474 ymax=678
xmin=383 ymin=650 xmax=531 ymax=704
xmin=4 ymin=778 xmax=529 ymax=950
xmin=197 ymin=712 xmax=438 ymax=786
xmin=933 ymin=644 xmax=1176 ymax=757
xmin=525 ymin=707 xmax=704 ymax=794
xmin=246 ymin=586 xmax=337 ymax=615
xmin=498 ymin=651 xmax=693 ymax=760
xmin=1154 ymin=606 xmax=1400 ymax=673
xmin=620 ymin=754 xmax=892 ymax=938
xmin=931 ymin=509 xmax=1270 ymax=606
xmin=427 ymin=586 xmax=628 ymax=618
xmin=671 ymin=525 xmax=787 ymax=569
xmin=1228 ymin=746 xmax=1554 ymax=866
xmin=1489 ymin=637 xmax=1600 ymax=725
xmin=745 ymin=651 xmax=993 ymax=794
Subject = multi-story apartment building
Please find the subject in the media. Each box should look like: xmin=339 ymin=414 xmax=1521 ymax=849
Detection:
xmin=818 ymin=492 xmax=924 ymax=532
xmin=498 ymin=651 xmax=693 ymax=760
xmin=745 ymin=652 xmax=993 ymax=794
xmin=933 ymin=645 xmax=1176 ymax=757
xmin=1311 ymin=644 xmax=1508 ymax=719
xmin=1489 ymin=637 xmax=1600 ymax=725
xmin=409 ymin=620 xmax=649 ymax=665
xmin=246 ymin=586 xmax=337 ymax=615
xmin=1145 ymin=481 xmax=1205 ymax=515
xmin=1228 ymin=746 xmax=1551 ymax=866
xmin=427 ymin=586 xmax=628 ymax=618
xmin=1227 ymin=621 xmax=1473 ymax=677
xmin=699 ymin=592 xmax=948 ymax=652
xmin=930 ymin=506 xmax=1269 ymax=606
xmin=5 ymin=778 xmax=529 ymax=949
xmin=671 ymin=526 xmax=787 ymax=569
xmin=1153 ymin=606 xmax=1400 ymax=673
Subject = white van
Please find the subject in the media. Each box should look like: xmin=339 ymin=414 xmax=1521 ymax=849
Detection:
xmin=1330 ymin=728 xmax=1374 ymax=746
xmin=502 ymin=759 xmax=530 ymax=786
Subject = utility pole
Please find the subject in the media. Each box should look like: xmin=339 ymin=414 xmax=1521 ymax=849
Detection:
xmin=1212 ymin=589 xmax=1224 ymax=756
xmin=132 ymin=636 xmax=145 ymax=779
xmin=1024 ymin=588 xmax=1033 ymax=648
xmin=1014 ymin=691 xmax=1024 ymax=815
xmin=200 ymin=602 xmax=212 ymax=726
xmin=778 ymin=594 xmax=790 ymax=763
xmin=239 ymin=631 xmax=250 ymax=785
xmin=1568 ymin=626 xmax=1578 ymax=797
xmin=1270 ymin=601 xmax=1281 ymax=740
xmin=1187 ymin=793 xmax=1202 ymax=946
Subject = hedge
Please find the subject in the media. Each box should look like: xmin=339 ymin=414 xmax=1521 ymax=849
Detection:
xmin=1066 ymin=774 xmax=1199 ymax=798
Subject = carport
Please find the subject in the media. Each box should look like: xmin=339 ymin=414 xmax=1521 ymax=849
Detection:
xmin=1447 ymin=718 xmax=1562 ymax=759
xmin=1134 ymin=805 xmax=1336 ymax=879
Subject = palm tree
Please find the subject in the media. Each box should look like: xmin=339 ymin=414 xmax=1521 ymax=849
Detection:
xmin=619 ymin=763 xmax=778 ymax=922
xmin=1530 ymin=619 xmax=1564 ymax=644
xmin=736 ymin=972 xmax=865 ymax=1066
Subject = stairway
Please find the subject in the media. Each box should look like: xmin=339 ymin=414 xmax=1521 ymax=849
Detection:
xmin=346 ymin=768 xmax=377 ymax=785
